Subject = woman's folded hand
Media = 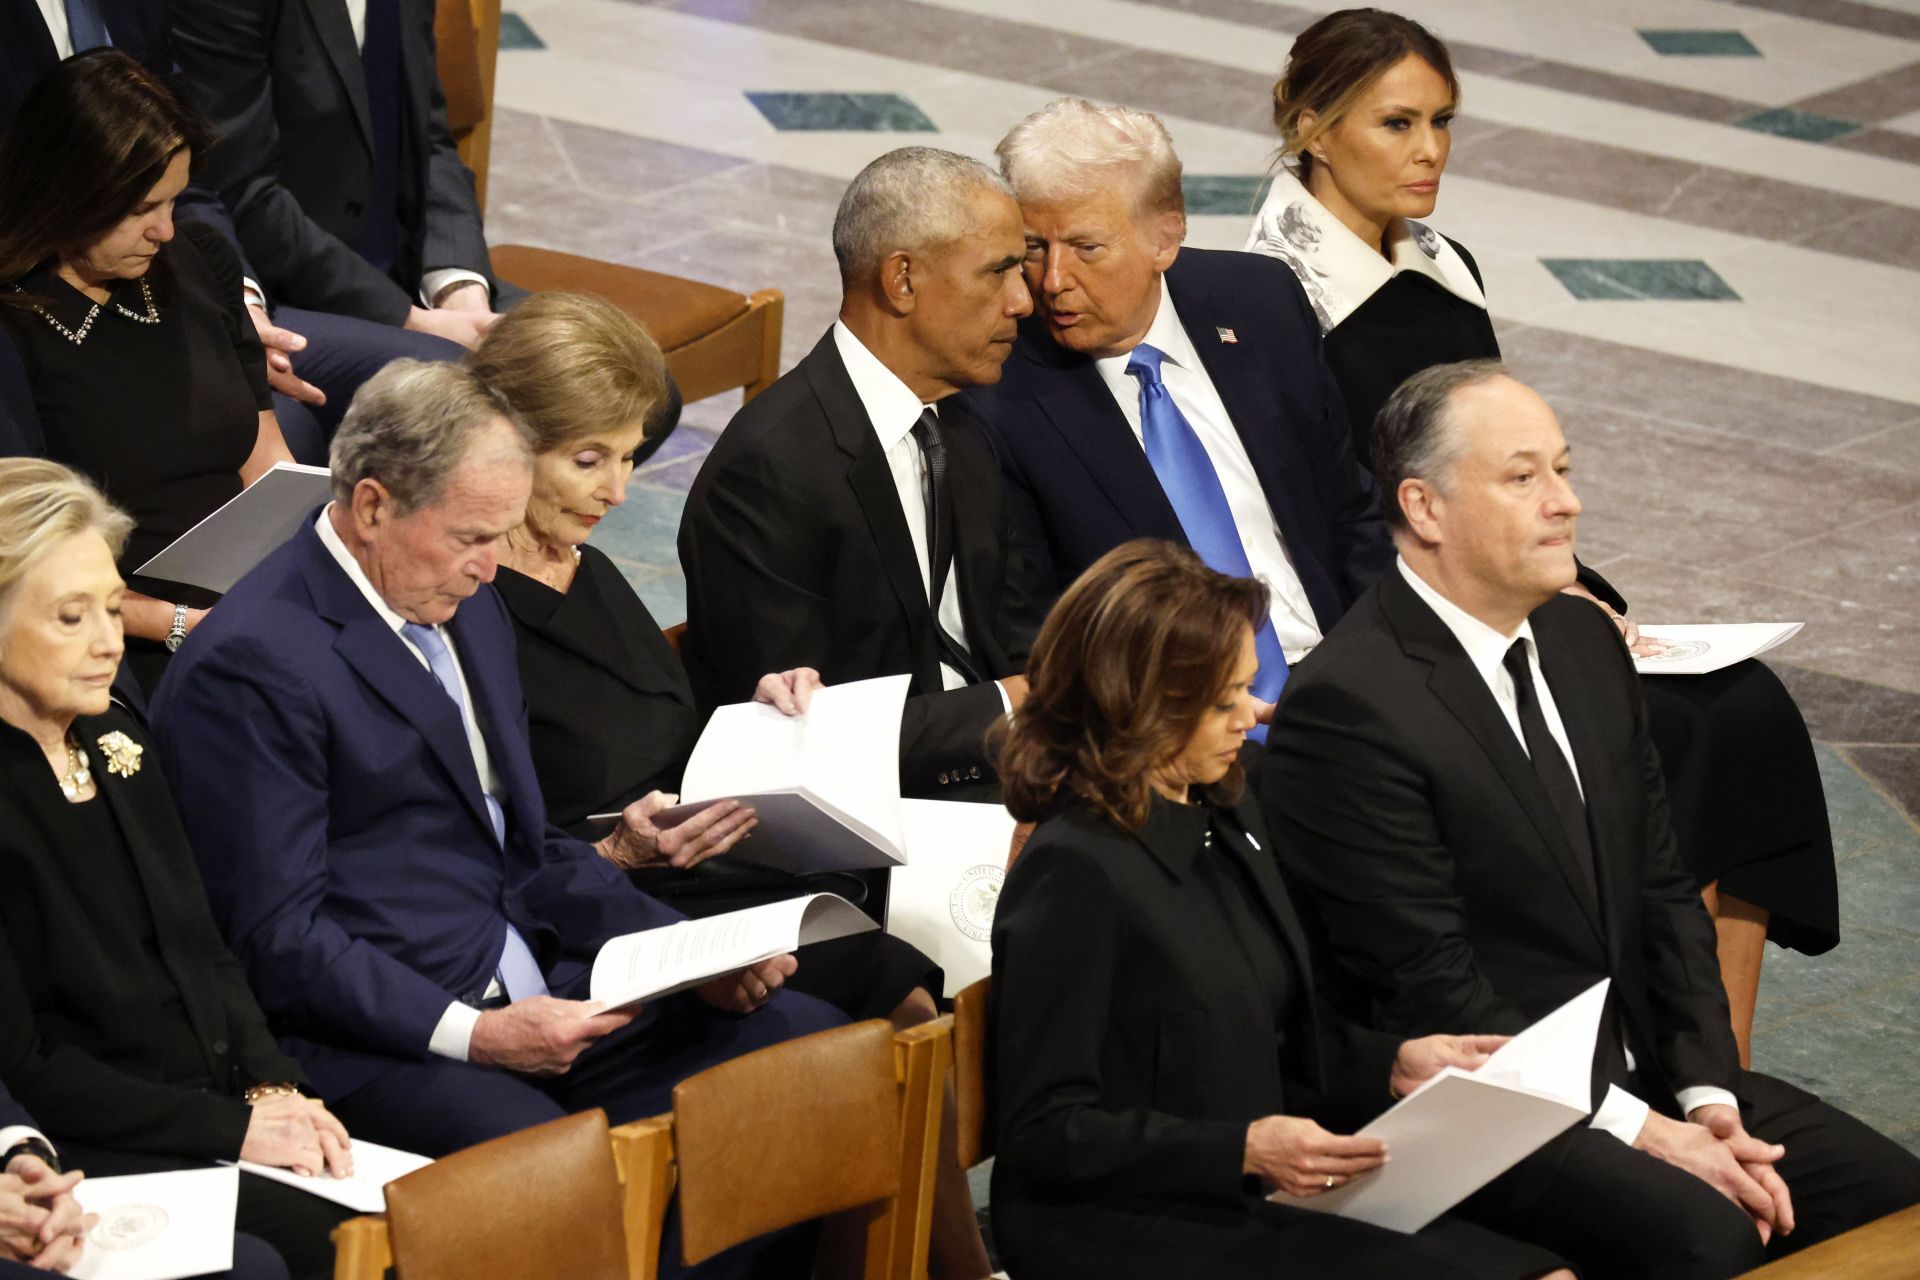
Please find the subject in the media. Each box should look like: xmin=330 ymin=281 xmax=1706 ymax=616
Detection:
xmin=1243 ymin=1115 xmax=1387 ymax=1197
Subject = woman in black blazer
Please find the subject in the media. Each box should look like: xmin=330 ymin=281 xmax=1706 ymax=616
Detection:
xmin=467 ymin=294 xmax=993 ymax=1280
xmin=0 ymin=459 xmax=351 ymax=1280
xmin=1244 ymin=8 xmax=1839 ymax=1063
xmin=991 ymin=540 xmax=1570 ymax=1280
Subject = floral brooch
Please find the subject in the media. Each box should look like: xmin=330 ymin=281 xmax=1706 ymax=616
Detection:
xmin=96 ymin=730 xmax=143 ymax=779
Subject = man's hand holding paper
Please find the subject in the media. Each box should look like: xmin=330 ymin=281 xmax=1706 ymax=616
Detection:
xmin=696 ymin=954 xmax=799 ymax=1015
xmin=1389 ymin=1034 xmax=1512 ymax=1100
xmin=597 ymin=792 xmax=757 ymax=871
xmin=468 ymin=997 xmax=638 ymax=1076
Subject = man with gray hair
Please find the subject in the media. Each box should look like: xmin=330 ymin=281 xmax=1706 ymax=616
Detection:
xmin=681 ymin=146 xmax=1040 ymax=801
xmin=1266 ymin=362 xmax=1920 ymax=1278
xmin=151 ymin=361 xmax=843 ymax=1275
xmin=966 ymin=98 xmax=1388 ymax=733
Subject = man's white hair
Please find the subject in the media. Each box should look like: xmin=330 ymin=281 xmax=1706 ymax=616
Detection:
xmin=831 ymin=146 xmax=1013 ymax=286
xmin=996 ymin=98 xmax=1185 ymax=218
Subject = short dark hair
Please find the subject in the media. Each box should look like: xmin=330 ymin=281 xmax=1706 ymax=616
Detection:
xmin=1372 ymin=358 xmax=1510 ymax=530
xmin=0 ymin=50 xmax=212 ymax=289
xmin=996 ymin=539 xmax=1268 ymax=832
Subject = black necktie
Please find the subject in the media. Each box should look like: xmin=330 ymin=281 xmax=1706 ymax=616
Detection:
xmin=1503 ymin=640 xmax=1598 ymax=902
xmin=911 ymin=407 xmax=987 ymax=686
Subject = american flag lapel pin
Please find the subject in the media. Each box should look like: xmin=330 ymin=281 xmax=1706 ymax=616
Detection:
xmin=1216 ymin=327 xmax=1238 ymax=344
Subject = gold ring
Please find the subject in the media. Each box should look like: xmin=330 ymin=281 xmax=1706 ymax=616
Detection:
xmin=1325 ymin=1175 xmax=1335 ymax=1189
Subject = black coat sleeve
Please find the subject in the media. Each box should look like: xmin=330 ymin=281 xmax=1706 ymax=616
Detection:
xmin=409 ymin=0 xmax=492 ymax=284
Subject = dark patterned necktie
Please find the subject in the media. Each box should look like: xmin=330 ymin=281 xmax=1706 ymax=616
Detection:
xmin=1503 ymin=639 xmax=1597 ymax=903
xmin=911 ymin=407 xmax=987 ymax=685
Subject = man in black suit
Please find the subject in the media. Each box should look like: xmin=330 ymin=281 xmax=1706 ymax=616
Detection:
xmin=680 ymin=146 xmax=1039 ymax=800
xmin=964 ymin=98 xmax=1390 ymax=716
xmin=1267 ymin=360 xmax=1920 ymax=1278
xmin=168 ymin=0 xmax=507 ymax=355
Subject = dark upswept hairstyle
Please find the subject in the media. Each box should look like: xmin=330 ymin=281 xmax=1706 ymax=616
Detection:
xmin=0 ymin=49 xmax=212 ymax=291
xmin=997 ymin=539 xmax=1269 ymax=832
xmin=1271 ymin=8 xmax=1458 ymax=183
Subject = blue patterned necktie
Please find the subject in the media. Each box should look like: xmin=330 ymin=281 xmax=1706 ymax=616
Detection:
xmin=1127 ymin=344 xmax=1290 ymax=728
xmin=401 ymin=622 xmax=548 ymax=1002
xmin=63 ymin=0 xmax=111 ymax=50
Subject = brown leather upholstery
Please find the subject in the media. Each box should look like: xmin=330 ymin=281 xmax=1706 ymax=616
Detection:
xmin=1738 ymin=1205 xmax=1920 ymax=1278
xmin=436 ymin=0 xmax=501 ymax=209
xmin=952 ymin=978 xmax=994 ymax=1170
xmin=672 ymin=1020 xmax=901 ymax=1266
xmin=662 ymin=623 xmax=687 ymax=658
xmin=487 ymin=246 xmax=749 ymax=351
xmin=382 ymin=1111 xmax=631 ymax=1280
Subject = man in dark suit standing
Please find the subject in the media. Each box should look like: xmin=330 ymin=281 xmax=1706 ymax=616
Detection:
xmin=964 ymin=98 xmax=1390 ymax=724
xmin=168 ymin=0 xmax=506 ymax=355
xmin=679 ymin=146 xmax=1039 ymax=799
xmin=151 ymin=363 xmax=840 ymax=1271
xmin=1267 ymin=360 xmax=1920 ymax=1278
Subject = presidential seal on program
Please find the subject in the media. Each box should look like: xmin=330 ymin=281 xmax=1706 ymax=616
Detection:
xmin=90 ymin=1202 xmax=170 ymax=1251
xmin=949 ymin=865 xmax=1004 ymax=942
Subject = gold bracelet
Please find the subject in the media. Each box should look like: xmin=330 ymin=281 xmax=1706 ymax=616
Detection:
xmin=244 ymin=1082 xmax=302 ymax=1105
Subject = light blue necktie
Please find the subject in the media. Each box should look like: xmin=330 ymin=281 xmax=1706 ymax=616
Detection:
xmin=401 ymin=622 xmax=548 ymax=1002
xmin=63 ymin=0 xmax=111 ymax=50
xmin=1127 ymin=344 xmax=1289 ymax=734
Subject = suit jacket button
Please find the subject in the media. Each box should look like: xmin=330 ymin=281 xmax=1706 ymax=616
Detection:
xmin=937 ymin=771 xmax=950 ymax=785
xmin=969 ymin=766 xmax=982 ymax=780
xmin=211 ymin=1040 xmax=229 ymax=1056
xmin=345 ymin=200 xmax=363 ymax=217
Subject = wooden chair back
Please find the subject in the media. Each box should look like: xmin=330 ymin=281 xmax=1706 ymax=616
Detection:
xmin=662 ymin=622 xmax=687 ymax=658
xmin=951 ymin=978 xmax=994 ymax=1170
xmin=1738 ymin=1204 xmax=1920 ymax=1278
xmin=382 ymin=1111 xmax=630 ymax=1280
xmin=435 ymin=0 xmax=502 ymax=210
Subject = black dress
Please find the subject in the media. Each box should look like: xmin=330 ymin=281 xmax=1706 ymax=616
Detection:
xmin=1294 ymin=234 xmax=1838 ymax=954
xmin=0 ymin=222 xmax=271 ymax=692
xmin=990 ymin=788 xmax=1566 ymax=1280
xmin=0 ymin=704 xmax=348 ymax=1280
xmin=496 ymin=545 xmax=942 ymax=1020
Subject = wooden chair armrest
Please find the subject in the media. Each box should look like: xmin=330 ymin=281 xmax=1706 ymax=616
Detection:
xmin=610 ymin=1115 xmax=676 ymax=1280
xmin=331 ymin=1214 xmax=392 ymax=1280
xmin=886 ymin=1016 xmax=954 ymax=1279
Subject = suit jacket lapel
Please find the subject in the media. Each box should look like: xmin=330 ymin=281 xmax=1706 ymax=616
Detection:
xmin=1380 ymin=573 xmax=1609 ymax=946
xmin=298 ymin=528 xmax=494 ymax=842
xmin=300 ymin=0 xmax=374 ymax=151
xmin=449 ymin=593 xmax=545 ymax=855
xmin=805 ymin=333 xmax=945 ymax=692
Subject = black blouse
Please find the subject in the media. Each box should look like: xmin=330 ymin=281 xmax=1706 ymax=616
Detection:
xmin=494 ymin=543 xmax=703 ymax=831
xmin=0 ymin=221 xmax=270 ymax=599
xmin=0 ymin=704 xmax=302 ymax=1163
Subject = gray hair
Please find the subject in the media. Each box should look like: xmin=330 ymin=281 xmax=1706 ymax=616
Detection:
xmin=329 ymin=360 xmax=531 ymax=514
xmin=831 ymin=146 xmax=1013 ymax=286
xmin=997 ymin=98 xmax=1185 ymax=219
xmin=1372 ymin=359 xmax=1511 ymax=531
xmin=0 ymin=457 xmax=132 ymax=623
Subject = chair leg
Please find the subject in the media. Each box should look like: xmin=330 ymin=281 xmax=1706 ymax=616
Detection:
xmin=1703 ymin=881 xmax=1769 ymax=1069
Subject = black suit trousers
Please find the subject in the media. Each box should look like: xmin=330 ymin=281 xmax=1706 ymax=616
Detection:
xmin=1457 ymin=1073 xmax=1920 ymax=1280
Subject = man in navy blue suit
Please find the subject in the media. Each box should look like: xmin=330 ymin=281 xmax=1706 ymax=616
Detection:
xmin=964 ymin=98 xmax=1390 ymax=715
xmin=152 ymin=362 xmax=841 ymax=1271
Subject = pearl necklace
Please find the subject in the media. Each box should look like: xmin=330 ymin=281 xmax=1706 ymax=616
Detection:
xmin=12 ymin=277 xmax=162 ymax=346
xmin=59 ymin=737 xmax=93 ymax=802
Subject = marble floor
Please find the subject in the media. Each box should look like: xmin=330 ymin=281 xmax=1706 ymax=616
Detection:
xmin=480 ymin=0 xmax=1920 ymax=1160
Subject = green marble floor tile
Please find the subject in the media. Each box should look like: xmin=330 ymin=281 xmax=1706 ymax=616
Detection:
xmin=746 ymin=92 xmax=937 ymax=132
xmin=1542 ymin=258 xmax=1741 ymax=301
xmin=1637 ymin=29 xmax=1762 ymax=57
xmin=1735 ymin=107 xmax=1861 ymax=143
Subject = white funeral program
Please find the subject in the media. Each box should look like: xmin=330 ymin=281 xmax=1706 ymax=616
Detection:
xmin=590 ymin=893 xmax=877 ymax=1012
xmin=608 ymin=674 xmax=911 ymax=873
xmin=69 ymin=1166 xmax=238 ymax=1280
xmin=886 ymin=799 xmax=1017 ymax=996
xmin=231 ymin=1139 xmax=433 ymax=1214
xmin=1632 ymin=623 xmax=1803 ymax=676
xmin=1270 ymin=980 xmax=1611 ymax=1233
xmin=133 ymin=462 xmax=333 ymax=595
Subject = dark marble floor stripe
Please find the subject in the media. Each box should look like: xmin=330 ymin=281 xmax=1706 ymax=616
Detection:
xmin=1789 ymin=61 xmax=1920 ymax=125
xmin=639 ymin=0 xmax=1920 ymax=274
xmin=1721 ymin=0 xmax=1920 ymax=44
xmin=1832 ymin=126 xmax=1920 ymax=165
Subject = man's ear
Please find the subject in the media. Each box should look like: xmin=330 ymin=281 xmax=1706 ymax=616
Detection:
xmin=1151 ymin=209 xmax=1186 ymax=272
xmin=349 ymin=477 xmax=391 ymax=534
xmin=881 ymin=249 xmax=917 ymax=315
xmin=1399 ymin=477 xmax=1444 ymax=546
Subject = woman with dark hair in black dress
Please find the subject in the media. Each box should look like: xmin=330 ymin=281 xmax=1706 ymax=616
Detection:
xmin=468 ymin=292 xmax=994 ymax=1280
xmin=0 ymin=51 xmax=294 ymax=695
xmin=1245 ymin=8 xmax=1837 ymax=1065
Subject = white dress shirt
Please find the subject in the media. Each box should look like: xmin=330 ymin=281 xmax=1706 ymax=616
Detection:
xmin=1396 ymin=558 xmax=1739 ymax=1143
xmin=1094 ymin=278 xmax=1324 ymax=663
xmin=32 ymin=0 xmax=75 ymax=55
xmin=832 ymin=321 xmax=986 ymax=695
xmin=315 ymin=506 xmax=506 ymax=1061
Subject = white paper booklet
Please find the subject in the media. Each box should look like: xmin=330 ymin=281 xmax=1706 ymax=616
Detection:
xmin=590 ymin=893 xmax=877 ymax=1011
xmin=886 ymin=800 xmax=1016 ymax=996
xmin=1270 ymin=979 xmax=1610 ymax=1233
xmin=1632 ymin=623 xmax=1802 ymax=676
xmin=649 ymin=674 xmax=911 ymax=873
xmin=70 ymin=1166 xmax=238 ymax=1280
xmin=133 ymin=462 xmax=332 ymax=596
xmin=230 ymin=1139 xmax=433 ymax=1214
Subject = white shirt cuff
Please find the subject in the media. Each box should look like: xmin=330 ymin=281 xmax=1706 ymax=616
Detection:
xmin=1676 ymin=1086 xmax=1740 ymax=1120
xmin=242 ymin=278 xmax=266 ymax=311
xmin=428 ymin=1001 xmax=482 ymax=1062
xmin=420 ymin=269 xmax=490 ymax=309
xmin=994 ymin=679 xmax=1013 ymax=716
xmin=1590 ymin=1083 xmax=1651 ymax=1146
xmin=0 ymin=1126 xmax=53 ymax=1164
